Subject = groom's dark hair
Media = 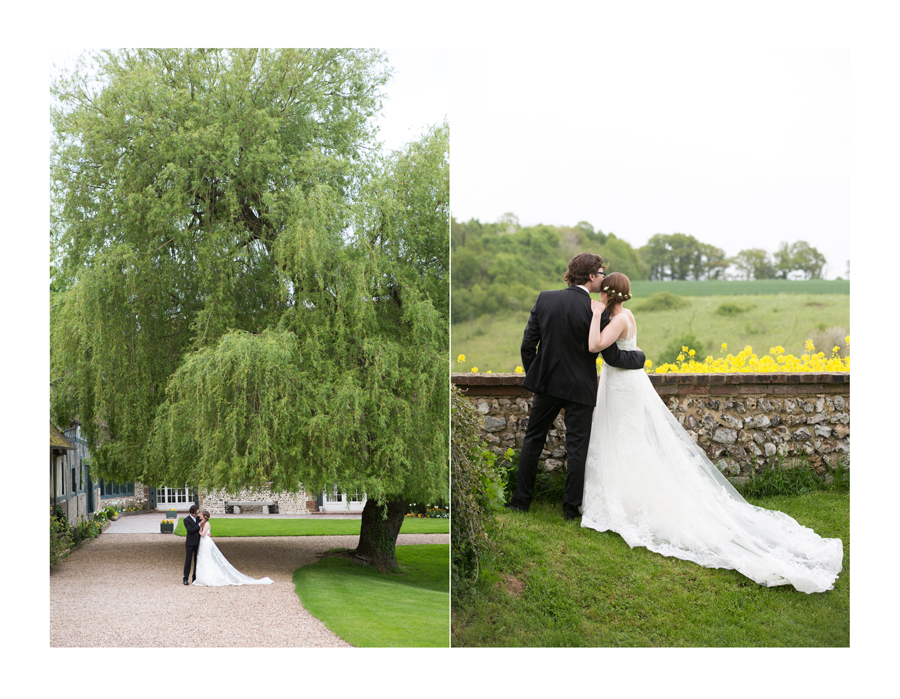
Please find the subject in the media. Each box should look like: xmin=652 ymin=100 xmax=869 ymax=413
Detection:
xmin=565 ymin=253 xmax=606 ymax=286
xmin=189 ymin=504 xmax=199 ymax=515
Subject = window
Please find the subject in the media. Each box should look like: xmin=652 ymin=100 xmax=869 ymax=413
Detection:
xmin=100 ymin=481 xmax=135 ymax=498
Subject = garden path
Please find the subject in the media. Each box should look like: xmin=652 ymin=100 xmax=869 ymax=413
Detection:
xmin=51 ymin=512 xmax=449 ymax=647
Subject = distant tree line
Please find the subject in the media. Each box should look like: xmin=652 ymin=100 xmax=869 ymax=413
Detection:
xmin=451 ymin=215 xmax=830 ymax=322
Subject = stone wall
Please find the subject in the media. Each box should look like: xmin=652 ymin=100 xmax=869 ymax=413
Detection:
xmin=452 ymin=372 xmax=850 ymax=482
xmin=100 ymin=485 xmax=148 ymax=513
xmin=200 ymin=485 xmax=312 ymax=514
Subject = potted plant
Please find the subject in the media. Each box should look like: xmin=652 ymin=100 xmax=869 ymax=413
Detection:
xmin=166 ymin=509 xmax=177 ymax=519
xmin=160 ymin=518 xmax=175 ymax=534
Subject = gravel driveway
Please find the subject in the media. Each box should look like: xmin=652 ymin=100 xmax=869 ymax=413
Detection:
xmin=50 ymin=523 xmax=449 ymax=648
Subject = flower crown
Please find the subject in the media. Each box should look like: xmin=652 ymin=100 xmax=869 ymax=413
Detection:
xmin=602 ymin=285 xmax=631 ymax=300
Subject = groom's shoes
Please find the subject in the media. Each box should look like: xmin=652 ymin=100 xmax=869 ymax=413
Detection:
xmin=183 ymin=577 xmax=189 ymax=585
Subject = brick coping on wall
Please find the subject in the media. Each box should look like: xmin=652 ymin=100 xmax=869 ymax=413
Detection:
xmin=452 ymin=372 xmax=849 ymax=398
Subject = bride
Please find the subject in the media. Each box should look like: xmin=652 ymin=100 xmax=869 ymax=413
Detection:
xmin=193 ymin=511 xmax=273 ymax=586
xmin=581 ymin=272 xmax=843 ymax=594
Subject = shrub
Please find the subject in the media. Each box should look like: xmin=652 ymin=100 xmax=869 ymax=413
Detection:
xmin=500 ymin=450 xmax=566 ymax=503
xmin=451 ymin=386 xmax=506 ymax=589
xmin=71 ymin=518 xmax=102 ymax=545
xmin=50 ymin=511 xmax=74 ymax=567
xmin=736 ymin=458 xmax=850 ymax=498
xmin=632 ymin=291 xmax=690 ymax=312
xmin=807 ymin=325 xmax=849 ymax=358
xmin=656 ymin=333 xmax=707 ymax=367
xmin=715 ymin=302 xmax=751 ymax=316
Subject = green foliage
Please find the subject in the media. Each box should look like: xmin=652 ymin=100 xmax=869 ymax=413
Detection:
xmin=732 ymin=248 xmax=777 ymax=280
xmin=500 ymin=450 xmax=566 ymax=503
xmin=407 ymin=502 xmax=450 ymax=518
xmin=774 ymin=241 xmax=828 ymax=280
xmin=715 ymin=301 xmax=752 ymax=316
xmin=451 ymin=386 xmax=507 ymax=588
xmin=50 ymin=51 xmax=448 ymax=521
xmin=631 ymin=291 xmax=691 ymax=312
xmin=657 ymin=333 xmax=707 ymax=366
xmin=50 ymin=509 xmax=74 ymax=566
xmin=736 ymin=459 xmax=850 ymax=499
xmin=71 ymin=518 xmax=103 ymax=544
xmin=52 ymin=505 xmax=104 ymax=558
xmin=640 ymin=232 xmax=728 ymax=281
xmin=450 ymin=217 xmax=647 ymax=323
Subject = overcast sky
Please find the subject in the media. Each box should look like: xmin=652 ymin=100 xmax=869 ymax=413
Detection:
xmin=451 ymin=47 xmax=849 ymax=279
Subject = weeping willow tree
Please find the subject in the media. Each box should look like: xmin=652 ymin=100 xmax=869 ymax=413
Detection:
xmin=50 ymin=48 xmax=449 ymax=571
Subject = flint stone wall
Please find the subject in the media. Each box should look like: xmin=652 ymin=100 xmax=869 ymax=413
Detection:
xmin=452 ymin=372 xmax=850 ymax=482
xmin=200 ymin=485 xmax=311 ymax=515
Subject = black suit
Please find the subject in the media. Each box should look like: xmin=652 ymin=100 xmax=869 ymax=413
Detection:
xmin=183 ymin=514 xmax=201 ymax=581
xmin=511 ymin=285 xmax=646 ymax=518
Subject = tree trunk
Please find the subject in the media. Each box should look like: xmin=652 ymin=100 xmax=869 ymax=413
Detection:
xmin=355 ymin=496 xmax=407 ymax=572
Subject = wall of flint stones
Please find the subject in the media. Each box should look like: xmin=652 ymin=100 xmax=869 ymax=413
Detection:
xmin=452 ymin=372 xmax=849 ymax=482
xmin=200 ymin=485 xmax=312 ymax=514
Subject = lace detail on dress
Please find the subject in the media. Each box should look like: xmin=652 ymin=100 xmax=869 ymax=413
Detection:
xmin=581 ymin=348 xmax=843 ymax=593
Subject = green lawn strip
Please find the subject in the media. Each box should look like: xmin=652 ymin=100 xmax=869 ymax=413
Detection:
xmin=451 ymin=493 xmax=848 ymax=647
xmin=293 ymin=544 xmax=450 ymax=647
xmin=174 ymin=517 xmax=449 ymax=537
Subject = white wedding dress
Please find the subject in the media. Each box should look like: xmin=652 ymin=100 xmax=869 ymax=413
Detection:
xmin=193 ymin=526 xmax=273 ymax=586
xmin=581 ymin=316 xmax=843 ymax=594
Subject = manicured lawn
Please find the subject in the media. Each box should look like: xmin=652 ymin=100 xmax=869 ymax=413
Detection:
xmin=174 ymin=517 xmax=449 ymax=537
xmin=293 ymin=544 xmax=450 ymax=647
xmin=451 ymin=492 xmax=849 ymax=647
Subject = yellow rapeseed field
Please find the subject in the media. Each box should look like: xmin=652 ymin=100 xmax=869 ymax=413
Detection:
xmin=455 ymin=338 xmax=850 ymax=374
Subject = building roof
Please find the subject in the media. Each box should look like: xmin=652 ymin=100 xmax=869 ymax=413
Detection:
xmin=50 ymin=423 xmax=75 ymax=450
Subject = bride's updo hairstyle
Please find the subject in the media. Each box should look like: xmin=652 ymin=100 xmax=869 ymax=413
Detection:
xmin=202 ymin=510 xmax=211 ymax=520
xmin=602 ymin=272 xmax=632 ymax=309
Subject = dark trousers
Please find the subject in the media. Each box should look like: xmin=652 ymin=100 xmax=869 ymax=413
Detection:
xmin=184 ymin=543 xmax=199 ymax=580
xmin=508 ymin=392 xmax=594 ymax=519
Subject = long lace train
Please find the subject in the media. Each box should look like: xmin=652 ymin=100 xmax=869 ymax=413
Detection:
xmin=581 ymin=333 xmax=843 ymax=594
xmin=193 ymin=529 xmax=273 ymax=587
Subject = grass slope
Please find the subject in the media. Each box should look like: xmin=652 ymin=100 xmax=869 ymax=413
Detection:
xmin=451 ymin=493 xmax=848 ymax=647
xmin=630 ymin=279 xmax=849 ymax=296
xmin=294 ymin=544 xmax=450 ymax=647
xmin=174 ymin=517 xmax=449 ymax=536
xmin=452 ymin=293 xmax=849 ymax=372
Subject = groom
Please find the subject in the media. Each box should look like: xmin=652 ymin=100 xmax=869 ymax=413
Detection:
xmin=507 ymin=253 xmax=646 ymax=520
xmin=183 ymin=504 xmax=202 ymax=585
